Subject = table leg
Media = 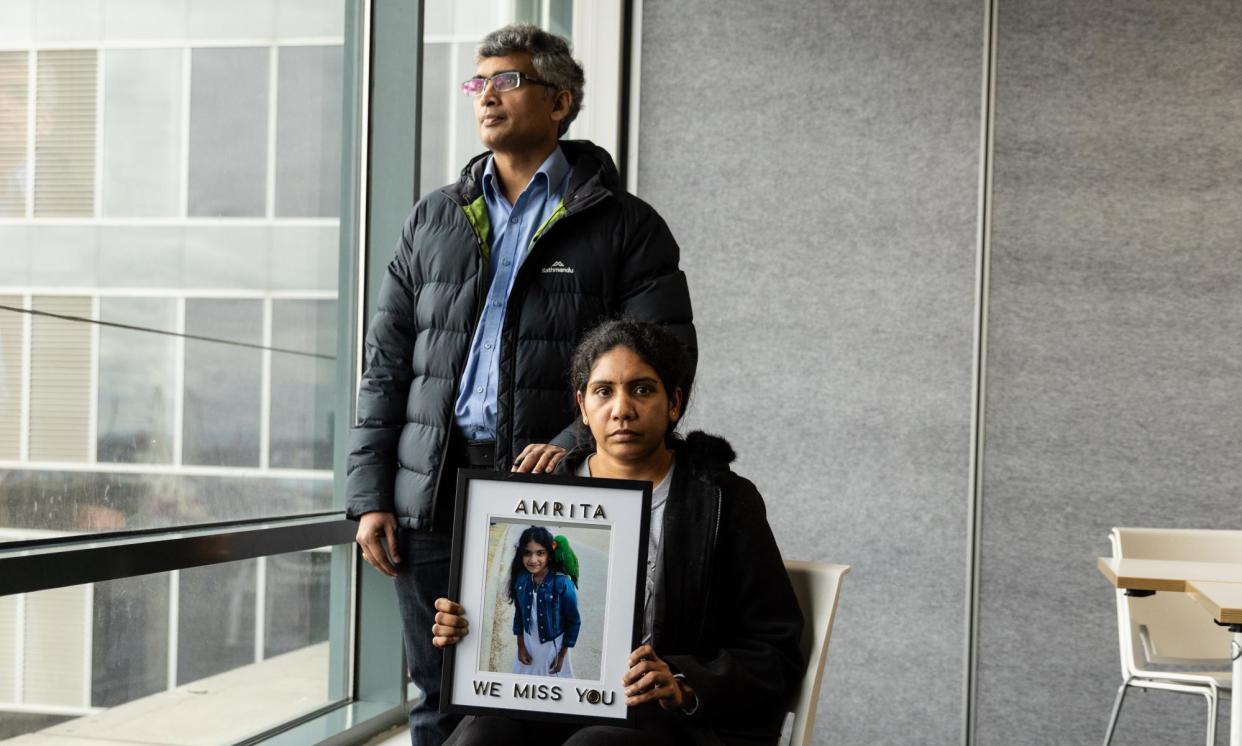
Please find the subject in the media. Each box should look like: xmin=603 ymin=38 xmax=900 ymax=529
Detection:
xmin=1233 ymin=630 xmax=1241 ymax=746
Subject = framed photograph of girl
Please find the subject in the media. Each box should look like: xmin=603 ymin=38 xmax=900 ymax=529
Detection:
xmin=440 ymin=468 xmax=652 ymax=725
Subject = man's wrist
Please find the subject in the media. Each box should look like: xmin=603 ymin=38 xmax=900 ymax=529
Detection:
xmin=672 ymin=673 xmax=699 ymax=715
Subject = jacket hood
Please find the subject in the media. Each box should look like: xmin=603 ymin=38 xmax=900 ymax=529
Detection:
xmin=442 ymin=139 xmax=622 ymax=206
xmin=559 ymin=430 xmax=736 ymax=476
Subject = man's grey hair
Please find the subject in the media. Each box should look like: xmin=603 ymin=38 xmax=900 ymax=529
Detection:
xmin=478 ymin=24 xmax=584 ymax=137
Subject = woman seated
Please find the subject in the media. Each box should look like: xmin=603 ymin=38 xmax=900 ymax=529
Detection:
xmin=433 ymin=319 xmax=804 ymax=746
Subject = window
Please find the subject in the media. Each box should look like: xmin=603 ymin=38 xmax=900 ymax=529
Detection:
xmin=0 ymin=1 xmax=633 ymax=743
xmin=0 ymin=0 xmax=352 ymax=741
xmin=0 ymin=0 xmax=346 ymax=540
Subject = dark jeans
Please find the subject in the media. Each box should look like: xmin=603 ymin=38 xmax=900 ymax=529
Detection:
xmin=446 ymin=715 xmax=683 ymax=746
xmin=394 ymin=529 xmax=458 ymax=745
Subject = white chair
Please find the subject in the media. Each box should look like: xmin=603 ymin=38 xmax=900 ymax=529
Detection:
xmin=1103 ymin=527 xmax=1236 ymax=746
xmin=779 ymin=560 xmax=850 ymax=746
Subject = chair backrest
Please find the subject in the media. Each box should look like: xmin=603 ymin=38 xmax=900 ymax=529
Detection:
xmin=1110 ymin=527 xmax=1237 ymax=670
xmin=780 ymin=560 xmax=850 ymax=746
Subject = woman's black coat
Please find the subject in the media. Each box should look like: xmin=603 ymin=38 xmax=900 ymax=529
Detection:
xmin=560 ymin=432 xmax=805 ymax=746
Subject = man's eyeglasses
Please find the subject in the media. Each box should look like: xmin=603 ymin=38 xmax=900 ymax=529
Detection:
xmin=461 ymin=71 xmax=557 ymax=97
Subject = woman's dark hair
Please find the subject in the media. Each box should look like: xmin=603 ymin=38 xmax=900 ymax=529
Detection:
xmin=569 ymin=319 xmax=693 ymax=435
xmin=506 ymin=526 xmax=564 ymax=604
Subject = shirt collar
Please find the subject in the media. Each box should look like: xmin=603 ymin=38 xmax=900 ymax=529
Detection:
xmin=482 ymin=146 xmax=571 ymax=206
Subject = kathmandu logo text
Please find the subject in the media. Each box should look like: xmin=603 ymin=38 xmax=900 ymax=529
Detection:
xmin=542 ymin=261 xmax=574 ymax=274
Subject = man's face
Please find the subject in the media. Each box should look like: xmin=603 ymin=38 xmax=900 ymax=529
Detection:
xmin=472 ymin=53 xmax=565 ymax=153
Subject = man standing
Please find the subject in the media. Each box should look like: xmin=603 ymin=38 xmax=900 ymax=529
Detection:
xmin=346 ymin=24 xmax=695 ymax=745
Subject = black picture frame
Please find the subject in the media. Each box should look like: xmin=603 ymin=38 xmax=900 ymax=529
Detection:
xmin=440 ymin=468 xmax=652 ymax=726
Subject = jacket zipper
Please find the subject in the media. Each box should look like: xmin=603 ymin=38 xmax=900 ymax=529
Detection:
xmin=696 ymin=483 xmax=723 ymax=640
xmin=498 ymin=191 xmax=605 ymax=456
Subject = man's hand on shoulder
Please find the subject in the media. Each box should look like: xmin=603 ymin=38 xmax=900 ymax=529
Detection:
xmin=511 ymin=443 xmax=567 ymax=474
xmin=356 ymin=511 xmax=400 ymax=577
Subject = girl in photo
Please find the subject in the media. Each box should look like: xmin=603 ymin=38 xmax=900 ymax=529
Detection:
xmin=434 ymin=319 xmax=803 ymax=745
xmin=508 ymin=526 xmax=580 ymax=677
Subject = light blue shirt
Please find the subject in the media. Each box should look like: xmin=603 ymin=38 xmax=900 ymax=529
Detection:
xmin=453 ymin=147 xmax=572 ymax=442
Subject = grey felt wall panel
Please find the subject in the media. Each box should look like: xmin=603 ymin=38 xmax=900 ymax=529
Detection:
xmin=977 ymin=1 xmax=1242 ymax=744
xmin=637 ymin=1 xmax=983 ymax=743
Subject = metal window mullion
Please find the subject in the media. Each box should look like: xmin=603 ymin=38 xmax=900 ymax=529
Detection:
xmin=167 ymin=570 xmax=180 ymax=690
xmin=0 ymin=516 xmax=355 ymax=596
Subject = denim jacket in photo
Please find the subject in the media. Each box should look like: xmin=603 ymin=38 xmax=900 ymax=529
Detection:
xmin=512 ymin=571 xmax=580 ymax=647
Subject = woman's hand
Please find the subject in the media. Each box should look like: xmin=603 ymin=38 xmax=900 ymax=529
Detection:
xmin=549 ymin=646 xmax=568 ymax=674
xmin=623 ymin=645 xmax=694 ymax=710
xmin=511 ymin=443 xmax=567 ymax=474
xmin=431 ymin=599 xmax=468 ymax=648
xmin=517 ymin=637 xmax=533 ymax=665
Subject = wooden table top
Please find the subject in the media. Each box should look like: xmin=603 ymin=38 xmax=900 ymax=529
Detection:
xmin=1097 ymin=557 xmax=1242 ymax=625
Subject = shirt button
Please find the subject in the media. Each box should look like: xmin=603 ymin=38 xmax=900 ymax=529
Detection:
xmin=509 ymin=216 xmax=519 ymax=225
xmin=475 ymin=386 xmax=483 ymax=394
xmin=493 ymin=301 xmax=501 ymax=307
xmin=484 ymin=342 xmax=493 ymax=350
xmin=503 ymin=258 xmax=511 ymax=266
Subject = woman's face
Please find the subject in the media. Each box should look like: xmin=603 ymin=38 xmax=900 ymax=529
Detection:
xmin=576 ymin=346 xmax=681 ymax=466
xmin=522 ymin=540 xmax=549 ymax=577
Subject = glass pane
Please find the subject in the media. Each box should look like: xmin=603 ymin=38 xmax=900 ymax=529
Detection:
xmin=187 ymin=47 xmax=268 ymax=218
xmin=275 ymin=0 xmax=345 ymax=39
xmin=34 ymin=50 xmax=97 ymax=218
xmin=97 ymin=298 xmax=176 ymax=464
xmin=418 ymin=42 xmax=450 ymax=195
xmin=548 ymin=0 xmax=573 ymax=40
xmin=101 ymin=49 xmax=182 ymax=217
xmin=91 ymin=572 xmax=169 ymax=707
xmin=177 ymin=559 xmax=257 ymax=683
xmin=0 ymin=52 xmax=28 ymax=218
xmin=28 ymin=296 xmax=92 ymax=463
xmin=33 ymin=0 xmax=102 ymax=44
xmin=275 ymin=45 xmax=343 ymax=218
xmin=0 ymin=4 xmax=345 ymax=537
xmin=0 ymin=2 xmax=34 ymax=45
xmin=269 ymin=300 xmax=336 ymax=470
xmin=0 ymin=549 xmax=337 ymax=741
xmin=0 ymin=471 xmax=332 ymax=533
xmin=101 ymin=0 xmax=190 ymax=41
xmin=182 ymin=299 xmax=262 ymax=468
xmin=187 ymin=0 xmax=277 ymax=39
xmin=454 ymin=43 xmax=481 ymax=170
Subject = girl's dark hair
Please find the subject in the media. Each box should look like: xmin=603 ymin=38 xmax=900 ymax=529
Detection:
xmin=506 ymin=526 xmax=564 ymax=604
xmin=569 ymin=319 xmax=693 ymax=435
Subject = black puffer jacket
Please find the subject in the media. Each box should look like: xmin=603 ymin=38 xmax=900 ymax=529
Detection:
xmin=559 ymin=433 xmax=805 ymax=746
xmin=346 ymin=141 xmax=696 ymax=529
